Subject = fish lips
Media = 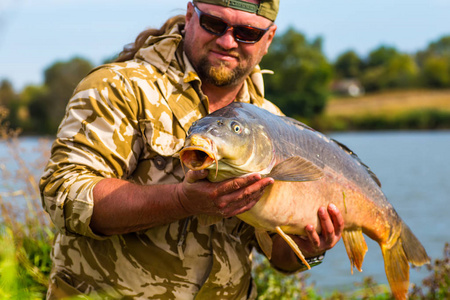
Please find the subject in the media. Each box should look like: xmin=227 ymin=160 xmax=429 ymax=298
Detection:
xmin=179 ymin=135 xmax=219 ymax=171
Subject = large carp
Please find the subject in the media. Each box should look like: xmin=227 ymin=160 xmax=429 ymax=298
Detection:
xmin=179 ymin=102 xmax=429 ymax=300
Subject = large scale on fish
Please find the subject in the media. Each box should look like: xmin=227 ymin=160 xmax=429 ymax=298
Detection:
xmin=179 ymin=102 xmax=429 ymax=300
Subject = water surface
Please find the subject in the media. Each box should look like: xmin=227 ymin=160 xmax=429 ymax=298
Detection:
xmin=306 ymin=130 xmax=450 ymax=292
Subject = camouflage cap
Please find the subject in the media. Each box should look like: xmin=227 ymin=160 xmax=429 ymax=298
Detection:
xmin=193 ymin=0 xmax=279 ymax=21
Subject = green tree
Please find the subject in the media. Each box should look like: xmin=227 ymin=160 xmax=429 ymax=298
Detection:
xmin=334 ymin=50 xmax=364 ymax=79
xmin=417 ymin=35 xmax=450 ymax=65
xmin=421 ymin=56 xmax=450 ymax=87
xmin=361 ymin=46 xmax=418 ymax=91
xmin=28 ymin=57 xmax=94 ymax=134
xmin=21 ymin=85 xmax=49 ymax=132
xmin=366 ymin=46 xmax=398 ymax=68
xmin=0 ymin=80 xmax=17 ymax=107
xmin=0 ymin=80 xmax=33 ymax=130
xmin=416 ymin=35 xmax=450 ymax=88
xmin=261 ymin=28 xmax=333 ymax=118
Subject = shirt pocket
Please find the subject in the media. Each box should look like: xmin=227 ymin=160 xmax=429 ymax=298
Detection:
xmin=139 ymin=119 xmax=185 ymax=157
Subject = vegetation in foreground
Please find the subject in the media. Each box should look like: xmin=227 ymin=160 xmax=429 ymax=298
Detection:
xmin=0 ymin=108 xmax=449 ymax=299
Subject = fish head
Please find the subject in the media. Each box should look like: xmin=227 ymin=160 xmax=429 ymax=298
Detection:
xmin=180 ymin=112 xmax=273 ymax=181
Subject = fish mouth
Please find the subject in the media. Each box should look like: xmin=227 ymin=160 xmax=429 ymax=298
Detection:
xmin=179 ymin=136 xmax=219 ymax=178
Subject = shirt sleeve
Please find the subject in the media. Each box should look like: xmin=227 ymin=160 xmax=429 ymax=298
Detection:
xmin=39 ymin=65 xmax=143 ymax=239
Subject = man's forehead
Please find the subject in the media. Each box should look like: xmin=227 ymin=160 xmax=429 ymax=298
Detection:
xmin=192 ymin=0 xmax=279 ymax=22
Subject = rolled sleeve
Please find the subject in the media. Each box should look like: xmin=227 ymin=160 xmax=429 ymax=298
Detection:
xmin=40 ymin=65 xmax=142 ymax=238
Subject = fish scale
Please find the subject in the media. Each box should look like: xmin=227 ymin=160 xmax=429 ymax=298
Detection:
xmin=179 ymin=102 xmax=430 ymax=300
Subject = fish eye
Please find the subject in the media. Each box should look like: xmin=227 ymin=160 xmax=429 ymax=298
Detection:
xmin=231 ymin=122 xmax=242 ymax=134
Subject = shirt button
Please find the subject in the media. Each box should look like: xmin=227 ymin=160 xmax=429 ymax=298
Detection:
xmin=153 ymin=156 xmax=167 ymax=170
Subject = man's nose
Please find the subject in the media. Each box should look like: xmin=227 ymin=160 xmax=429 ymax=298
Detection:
xmin=215 ymin=28 xmax=239 ymax=50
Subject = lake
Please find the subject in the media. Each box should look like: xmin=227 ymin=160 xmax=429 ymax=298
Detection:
xmin=306 ymin=130 xmax=450 ymax=292
xmin=1 ymin=131 xmax=449 ymax=292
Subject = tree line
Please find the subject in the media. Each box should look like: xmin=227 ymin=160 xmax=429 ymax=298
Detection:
xmin=1 ymin=27 xmax=449 ymax=135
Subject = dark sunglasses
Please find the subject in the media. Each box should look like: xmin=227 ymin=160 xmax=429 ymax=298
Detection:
xmin=193 ymin=4 xmax=272 ymax=44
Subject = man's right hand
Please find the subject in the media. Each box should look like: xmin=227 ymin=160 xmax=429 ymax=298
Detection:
xmin=176 ymin=170 xmax=274 ymax=218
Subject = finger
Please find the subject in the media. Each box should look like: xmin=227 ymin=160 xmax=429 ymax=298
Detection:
xmin=318 ymin=206 xmax=335 ymax=244
xmin=220 ymin=177 xmax=273 ymax=216
xmin=216 ymin=173 xmax=265 ymax=195
xmin=185 ymin=169 xmax=209 ymax=183
xmin=227 ymin=177 xmax=273 ymax=202
xmin=328 ymin=203 xmax=344 ymax=237
xmin=227 ymin=196 xmax=259 ymax=216
xmin=305 ymin=224 xmax=321 ymax=248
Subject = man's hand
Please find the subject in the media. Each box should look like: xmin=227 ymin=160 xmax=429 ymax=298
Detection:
xmin=270 ymin=204 xmax=344 ymax=272
xmin=294 ymin=203 xmax=344 ymax=258
xmin=176 ymin=170 xmax=274 ymax=218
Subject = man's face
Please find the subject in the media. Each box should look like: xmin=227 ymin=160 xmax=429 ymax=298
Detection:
xmin=184 ymin=2 xmax=277 ymax=87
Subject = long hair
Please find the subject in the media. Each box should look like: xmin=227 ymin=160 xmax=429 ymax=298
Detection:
xmin=115 ymin=15 xmax=186 ymax=62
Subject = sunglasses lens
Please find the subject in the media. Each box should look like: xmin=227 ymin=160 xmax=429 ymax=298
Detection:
xmin=234 ymin=26 xmax=264 ymax=43
xmin=196 ymin=5 xmax=268 ymax=43
xmin=200 ymin=15 xmax=228 ymax=36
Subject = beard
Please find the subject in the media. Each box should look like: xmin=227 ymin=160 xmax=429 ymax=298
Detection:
xmin=194 ymin=54 xmax=251 ymax=87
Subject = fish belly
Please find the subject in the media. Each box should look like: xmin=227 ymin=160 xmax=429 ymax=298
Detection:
xmin=238 ymin=176 xmax=392 ymax=243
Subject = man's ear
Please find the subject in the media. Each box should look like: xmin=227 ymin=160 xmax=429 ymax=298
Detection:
xmin=185 ymin=2 xmax=195 ymax=26
xmin=263 ymin=24 xmax=277 ymax=54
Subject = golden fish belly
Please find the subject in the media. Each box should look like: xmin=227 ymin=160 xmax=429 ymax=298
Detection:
xmin=237 ymin=175 xmax=393 ymax=243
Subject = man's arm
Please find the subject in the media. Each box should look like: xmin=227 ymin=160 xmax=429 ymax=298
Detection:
xmin=90 ymin=170 xmax=274 ymax=235
xmin=269 ymin=204 xmax=344 ymax=272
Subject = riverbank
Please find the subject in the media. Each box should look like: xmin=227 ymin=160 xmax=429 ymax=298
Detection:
xmin=307 ymin=89 xmax=450 ymax=131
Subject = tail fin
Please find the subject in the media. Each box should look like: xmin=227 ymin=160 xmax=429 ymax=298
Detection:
xmin=382 ymin=222 xmax=430 ymax=300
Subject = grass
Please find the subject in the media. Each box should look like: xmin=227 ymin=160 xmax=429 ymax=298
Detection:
xmin=0 ymin=107 xmax=54 ymax=299
xmin=326 ymin=89 xmax=450 ymax=117
xmin=309 ymin=89 xmax=450 ymax=131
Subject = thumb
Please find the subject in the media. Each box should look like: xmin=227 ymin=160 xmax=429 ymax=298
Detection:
xmin=185 ymin=169 xmax=209 ymax=183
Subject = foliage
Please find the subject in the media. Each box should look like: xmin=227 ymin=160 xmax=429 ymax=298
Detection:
xmin=34 ymin=57 xmax=94 ymax=134
xmin=310 ymin=109 xmax=450 ymax=132
xmin=261 ymin=27 xmax=333 ymax=118
xmin=420 ymin=56 xmax=450 ymax=88
xmin=0 ymin=107 xmax=54 ymax=299
xmin=253 ymin=254 xmax=320 ymax=300
xmin=253 ymin=245 xmax=449 ymax=300
xmin=360 ymin=46 xmax=419 ymax=91
xmin=0 ymin=80 xmax=17 ymax=107
xmin=334 ymin=50 xmax=364 ymax=79
xmin=410 ymin=243 xmax=450 ymax=299
xmin=1 ymin=33 xmax=450 ymax=133
xmin=332 ymin=36 xmax=450 ymax=94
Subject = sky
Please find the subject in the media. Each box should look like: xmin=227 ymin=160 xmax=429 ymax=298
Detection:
xmin=0 ymin=0 xmax=449 ymax=91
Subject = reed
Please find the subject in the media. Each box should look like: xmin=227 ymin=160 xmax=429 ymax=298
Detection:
xmin=0 ymin=107 xmax=53 ymax=299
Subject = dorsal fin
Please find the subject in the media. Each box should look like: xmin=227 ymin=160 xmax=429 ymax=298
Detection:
xmin=331 ymin=139 xmax=382 ymax=187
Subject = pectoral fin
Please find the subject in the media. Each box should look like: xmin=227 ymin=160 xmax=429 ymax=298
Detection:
xmin=268 ymin=157 xmax=323 ymax=182
xmin=342 ymin=229 xmax=368 ymax=274
xmin=275 ymin=226 xmax=311 ymax=270
xmin=255 ymin=229 xmax=273 ymax=259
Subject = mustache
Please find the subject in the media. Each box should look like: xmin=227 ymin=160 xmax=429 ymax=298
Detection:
xmin=214 ymin=46 xmax=240 ymax=59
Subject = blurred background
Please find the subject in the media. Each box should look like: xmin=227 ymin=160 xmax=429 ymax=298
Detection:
xmin=0 ymin=0 xmax=449 ymax=298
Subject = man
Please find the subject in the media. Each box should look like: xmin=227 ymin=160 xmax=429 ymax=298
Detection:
xmin=40 ymin=0 xmax=344 ymax=298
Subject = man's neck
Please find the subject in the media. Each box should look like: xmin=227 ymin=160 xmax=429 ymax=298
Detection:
xmin=202 ymin=82 xmax=244 ymax=112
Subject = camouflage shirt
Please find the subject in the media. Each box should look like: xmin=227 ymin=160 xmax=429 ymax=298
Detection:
xmin=40 ymin=23 xmax=282 ymax=299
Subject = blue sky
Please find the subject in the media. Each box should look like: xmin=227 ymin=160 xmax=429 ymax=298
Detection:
xmin=1 ymin=0 xmax=449 ymax=90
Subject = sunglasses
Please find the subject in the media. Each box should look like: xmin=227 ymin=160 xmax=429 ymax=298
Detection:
xmin=193 ymin=4 xmax=272 ymax=44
